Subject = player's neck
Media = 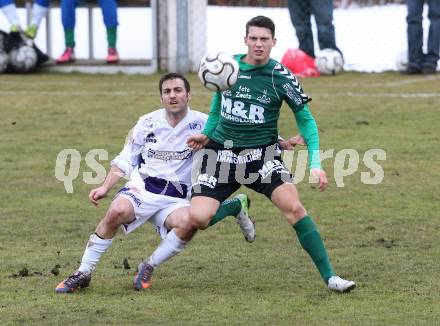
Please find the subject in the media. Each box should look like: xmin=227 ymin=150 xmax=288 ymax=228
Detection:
xmin=242 ymin=54 xmax=269 ymax=66
xmin=165 ymin=109 xmax=188 ymax=127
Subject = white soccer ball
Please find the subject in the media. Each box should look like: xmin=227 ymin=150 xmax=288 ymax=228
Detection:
xmin=315 ymin=48 xmax=344 ymax=75
xmin=9 ymin=45 xmax=38 ymax=73
xmin=395 ymin=50 xmax=408 ymax=71
xmin=198 ymin=51 xmax=239 ymax=91
xmin=0 ymin=51 xmax=8 ymax=73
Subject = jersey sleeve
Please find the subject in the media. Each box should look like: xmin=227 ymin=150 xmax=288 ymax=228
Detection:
xmin=111 ymin=117 xmax=145 ymax=176
xmin=273 ymin=63 xmax=311 ymax=112
xmin=202 ymin=91 xmax=221 ymax=137
xmin=293 ymin=104 xmax=321 ymax=170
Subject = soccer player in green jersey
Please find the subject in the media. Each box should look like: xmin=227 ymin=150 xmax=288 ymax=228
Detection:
xmin=187 ymin=15 xmax=356 ymax=292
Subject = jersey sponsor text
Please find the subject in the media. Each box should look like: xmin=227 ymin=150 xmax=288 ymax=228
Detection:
xmin=217 ymin=149 xmax=262 ymax=164
xmin=146 ymin=148 xmax=192 ymax=161
xmin=221 ymin=94 xmax=265 ymax=124
xmin=258 ymin=159 xmax=288 ymax=179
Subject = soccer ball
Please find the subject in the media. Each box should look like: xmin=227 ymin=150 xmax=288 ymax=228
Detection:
xmin=315 ymin=48 xmax=344 ymax=75
xmin=0 ymin=51 xmax=8 ymax=73
xmin=395 ymin=50 xmax=408 ymax=71
xmin=9 ymin=45 xmax=38 ymax=73
xmin=198 ymin=51 xmax=239 ymax=91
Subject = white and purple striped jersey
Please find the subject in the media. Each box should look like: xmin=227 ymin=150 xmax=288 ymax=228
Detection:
xmin=112 ymin=108 xmax=207 ymax=198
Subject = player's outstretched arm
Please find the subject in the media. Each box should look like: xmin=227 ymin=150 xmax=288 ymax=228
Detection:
xmin=89 ymin=165 xmax=125 ymax=207
xmin=187 ymin=133 xmax=209 ymax=151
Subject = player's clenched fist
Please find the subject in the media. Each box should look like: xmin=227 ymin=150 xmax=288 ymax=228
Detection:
xmin=89 ymin=186 xmax=109 ymax=207
xmin=187 ymin=133 xmax=209 ymax=151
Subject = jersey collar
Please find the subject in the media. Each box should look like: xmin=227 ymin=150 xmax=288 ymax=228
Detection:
xmin=162 ymin=107 xmax=191 ymax=128
xmin=237 ymin=54 xmax=271 ymax=71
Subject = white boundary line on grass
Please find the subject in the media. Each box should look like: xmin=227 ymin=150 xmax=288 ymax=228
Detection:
xmin=383 ymin=75 xmax=440 ymax=87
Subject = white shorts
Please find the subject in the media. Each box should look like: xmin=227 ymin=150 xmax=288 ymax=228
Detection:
xmin=115 ymin=180 xmax=190 ymax=239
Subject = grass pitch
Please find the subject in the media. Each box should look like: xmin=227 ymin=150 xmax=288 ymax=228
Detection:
xmin=0 ymin=72 xmax=439 ymax=325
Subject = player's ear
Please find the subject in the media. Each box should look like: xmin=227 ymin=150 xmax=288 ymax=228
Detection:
xmin=273 ymin=37 xmax=277 ymax=46
xmin=244 ymin=36 xmax=248 ymax=45
xmin=187 ymin=92 xmax=191 ymax=102
xmin=160 ymin=95 xmax=164 ymax=104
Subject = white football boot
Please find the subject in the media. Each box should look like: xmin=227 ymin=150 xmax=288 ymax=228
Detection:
xmin=327 ymin=276 xmax=356 ymax=293
xmin=234 ymin=194 xmax=255 ymax=243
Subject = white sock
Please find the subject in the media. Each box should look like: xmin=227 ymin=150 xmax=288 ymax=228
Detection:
xmin=30 ymin=3 xmax=48 ymax=28
xmin=78 ymin=234 xmax=113 ymax=273
xmin=147 ymin=229 xmax=186 ymax=268
xmin=1 ymin=4 xmax=20 ymax=27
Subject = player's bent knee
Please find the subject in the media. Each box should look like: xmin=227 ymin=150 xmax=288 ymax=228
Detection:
xmin=188 ymin=208 xmax=211 ymax=230
xmin=189 ymin=216 xmax=210 ymax=230
xmin=179 ymin=213 xmax=190 ymax=227
xmin=291 ymin=203 xmax=307 ymax=219
xmin=173 ymin=211 xmax=191 ymax=229
xmin=104 ymin=205 xmax=131 ymax=227
xmin=189 ymin=197 xmax=219 ymax=229
xmin=284 ymin=202 xmax=307 ymax=224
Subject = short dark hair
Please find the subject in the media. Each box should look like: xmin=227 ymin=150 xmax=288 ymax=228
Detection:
xmin=159 ymin=73 xmax=191 ymax=94
xmin=245 ymin=15 xmax=275 ymax=37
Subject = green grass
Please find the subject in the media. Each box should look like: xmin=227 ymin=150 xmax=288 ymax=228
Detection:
xmin=0 ymin=72 xmax=439 ymax=325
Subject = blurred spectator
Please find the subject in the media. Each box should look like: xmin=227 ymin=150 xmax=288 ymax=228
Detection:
xmin=287 ymin=0 xmax=342 ymax=58
xmin=56 ymin=0 xmax=119 ymax=64
xmin=0 ymin=0 xmax=49 ymax=38
xmin=404 ymin=0 xmax=439 ymax=74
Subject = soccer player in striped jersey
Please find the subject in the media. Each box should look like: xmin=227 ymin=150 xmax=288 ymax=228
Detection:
xmin=187 ymin=15 xmax=356 ymax=293
xmin=55 ymin=73 xmax=255 ymax=293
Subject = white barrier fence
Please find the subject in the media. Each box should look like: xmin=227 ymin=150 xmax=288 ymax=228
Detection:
xmin=1 ymin=3 xmax=437 ymax=72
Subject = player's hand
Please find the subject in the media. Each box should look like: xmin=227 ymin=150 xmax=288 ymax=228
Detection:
xmin=187 ymin=134 xmax=209 ymax=151
xmin=278 ymin=135 xmax=305 ymax=150
xmin=89 ymin=186 xmax=109 ymax=207
xmin=310 ymin=168 xmax=328 ymax=192
xmin=288 ymin=135 xmax=305 ymax=146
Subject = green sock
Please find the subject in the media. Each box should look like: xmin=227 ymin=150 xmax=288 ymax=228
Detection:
xmin=106 ymin=27 xmax=117 ymax=48
xmin=64 ymin=28 xmax=75 ymax=48
xmin=293 ymin=216 xmax=335 ymax=284
xmin=208 ymin=198 xmax=241 ymax=226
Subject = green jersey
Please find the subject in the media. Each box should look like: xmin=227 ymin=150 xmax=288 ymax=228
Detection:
xmin=203 ymin=54 xmax=311 ymax=148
